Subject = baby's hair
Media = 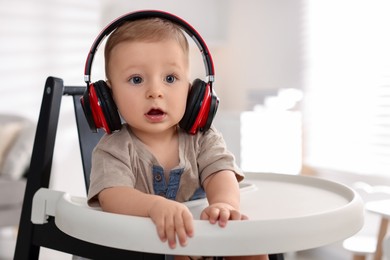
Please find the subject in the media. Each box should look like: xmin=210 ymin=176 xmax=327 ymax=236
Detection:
xmin=104 ymin=18 xmax=189 ymax=78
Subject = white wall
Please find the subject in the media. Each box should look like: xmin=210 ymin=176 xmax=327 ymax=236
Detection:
xmin=216 ymin=0 xmax=304 ymax=111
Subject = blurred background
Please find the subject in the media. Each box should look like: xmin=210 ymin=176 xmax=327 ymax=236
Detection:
xmin=1 ymin=0 xmax=390 ymax=259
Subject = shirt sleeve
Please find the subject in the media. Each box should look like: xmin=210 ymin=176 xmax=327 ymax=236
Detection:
xmin=197 ymin=126 xmax=244 ymax=184
xmin=87 ymin=133 xmax=135 ymax=206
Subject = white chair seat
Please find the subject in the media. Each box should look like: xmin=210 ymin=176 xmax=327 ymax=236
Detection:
xmin=343 ymin=235 xmax=377 ymax=255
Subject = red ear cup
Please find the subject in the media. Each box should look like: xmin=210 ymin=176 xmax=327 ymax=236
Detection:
xmin=80 ymin=80 xmax=122 ymax=134
xmin=179 ymin=78 xmax=219 ymax=134
xmin=179 ymin=79 xmax=205 ymax=132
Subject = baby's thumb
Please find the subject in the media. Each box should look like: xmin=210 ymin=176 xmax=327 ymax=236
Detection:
xmin=200 ymin=210 xmax=210 ymax=220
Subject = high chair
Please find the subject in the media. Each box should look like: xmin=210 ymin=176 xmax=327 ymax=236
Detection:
xmin=14 ymin=76 xmax=363 ymax=259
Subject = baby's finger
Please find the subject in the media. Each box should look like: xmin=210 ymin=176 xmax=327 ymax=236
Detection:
xmin=229 ymin=210 xmax=242 ymax=220
xmin=165 ymin=216 xmax=177 ymax=249
xmin=153 ymin=218 xmax=167 ymax=242
xmin=218 ymin=208 xmax=230 ymax=227
xmin=241 ymin=213 xmax=249 ymax=220
xmin=200 ymin=210 xmax=210 ymax=221
xmin=183 ymin=211 xmax=194 ymax=237
xmin=174 ymin=215 xmax=188 ymax=247
xmin=207 ymin=207 xmax=220 ymax=224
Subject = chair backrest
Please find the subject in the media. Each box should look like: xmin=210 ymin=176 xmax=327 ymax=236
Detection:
xmin=14 ymin=76 xmax=164 ymax=260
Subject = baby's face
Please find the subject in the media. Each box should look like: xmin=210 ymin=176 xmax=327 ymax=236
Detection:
xmin=107 ymin=39 xmax=190 ymax=136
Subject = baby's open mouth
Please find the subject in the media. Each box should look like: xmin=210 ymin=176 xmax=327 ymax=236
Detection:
xmin=147 ymin=109 xmax=164 ymax=116
xmin=145 ymin=108 xmax=166 ymax=122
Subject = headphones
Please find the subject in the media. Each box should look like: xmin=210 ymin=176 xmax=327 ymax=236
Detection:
xmin=81 ymin=10 xmax=219 ymax=135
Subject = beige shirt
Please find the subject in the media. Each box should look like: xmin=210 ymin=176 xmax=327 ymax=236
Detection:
xmin=88 ymin=124 xmax=243 ymax=206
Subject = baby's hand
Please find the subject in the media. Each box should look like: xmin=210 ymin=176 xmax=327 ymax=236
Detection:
xmin=200 ymin=202 xmax=248 ymax=227
xmin=148 ymin=198 xmax=194 ymax=249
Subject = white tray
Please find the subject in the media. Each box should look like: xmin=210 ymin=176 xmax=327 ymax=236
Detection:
xmin=31 ymin=172 xmax=364 ymax=256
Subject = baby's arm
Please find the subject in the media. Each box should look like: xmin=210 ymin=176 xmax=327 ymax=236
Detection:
xmin=201 ymin=170 xmax=247 ymax=227
xmin=98 ymin=187 xmax=194 ymax=249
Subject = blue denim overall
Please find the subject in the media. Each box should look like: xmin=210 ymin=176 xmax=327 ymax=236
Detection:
xmin=152 ymin=165 xmax=206 ymax=201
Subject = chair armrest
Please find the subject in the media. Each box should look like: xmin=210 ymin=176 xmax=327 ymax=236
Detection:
xmin=31 ymin=188 xmax=65 ymax=224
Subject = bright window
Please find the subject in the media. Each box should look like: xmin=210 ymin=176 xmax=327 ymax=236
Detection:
xmin=0 ymin=0 xmax=102 ymax=119
xmin=303 ymin=0 xmax=390 ymax=176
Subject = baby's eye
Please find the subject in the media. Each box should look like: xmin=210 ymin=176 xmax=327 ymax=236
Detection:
xmin=165 ymin=75 xmax=176 ymax=84
xmin=129 ymin=76 xmax=143 ymax=85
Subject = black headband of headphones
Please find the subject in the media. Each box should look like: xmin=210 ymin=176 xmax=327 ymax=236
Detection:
xmin=84 ymin=10 xmax=215 ymax=86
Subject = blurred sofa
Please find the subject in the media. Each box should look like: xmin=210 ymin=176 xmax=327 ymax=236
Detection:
xmin=0 ymin=114 xmax=35 ymax=228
